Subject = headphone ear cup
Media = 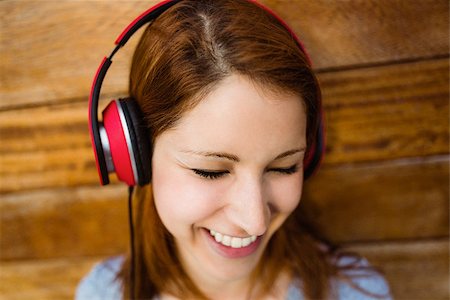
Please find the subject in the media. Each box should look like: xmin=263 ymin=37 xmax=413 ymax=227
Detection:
xmin=303 ymin=119 xmax=324 ymax=180
xmin=102 ymin=99 xmax=151 ymax=186
xmin=118 ymin=98 xmax=152 ymax=185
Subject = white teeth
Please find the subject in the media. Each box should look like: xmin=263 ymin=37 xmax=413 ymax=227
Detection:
xmin=215 ymin=232 xmax=222 ymax=243
xmin=231 ymin=237 xmax=242 ymax=248
xmin=242 ymin=237 xmax=252 ymax=247
xmin=222 ymin=235 xmax=231 ymax=246
xmin=209 ymin=229 xmax=257 ymax=248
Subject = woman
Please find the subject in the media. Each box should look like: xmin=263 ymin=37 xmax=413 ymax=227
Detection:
xmin=77 ymin=0 xmax=391 ymax=299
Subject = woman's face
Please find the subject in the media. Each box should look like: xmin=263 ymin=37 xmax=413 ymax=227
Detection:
xmin=151 ymin=74 xmax=307 ymax=286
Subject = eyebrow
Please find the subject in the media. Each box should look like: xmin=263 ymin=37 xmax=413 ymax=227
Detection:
xmin=274 ymin=148 xmax=306 ymax=160
xmin=180 ymin=148 xmax=306 ymax=162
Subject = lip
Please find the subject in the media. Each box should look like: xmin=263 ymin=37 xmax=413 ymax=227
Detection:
xmin=202 ymin=228 xmax=262 ymax=259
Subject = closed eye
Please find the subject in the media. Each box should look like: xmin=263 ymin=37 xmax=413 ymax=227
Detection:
xmin=270 ymin=164 xmax=299 ymax=175
xmin=192 ymin=164 xmax=299 ymax=180
xmin=192 ymin=169 xmax=229 ymax=180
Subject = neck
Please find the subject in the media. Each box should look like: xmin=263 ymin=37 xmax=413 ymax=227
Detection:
xmin=160 ymin=272 xmax=291 ymax=300
xmin=183 ymin=261 xmax=291 ymax=300
xmin=189 ymin=264 xmax=255 ymax=300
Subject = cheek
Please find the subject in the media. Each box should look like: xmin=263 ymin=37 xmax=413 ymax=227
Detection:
xmin=152 ymin=163 xmax=222 ymax=233
xmin=271 ymin=172 xmax=303 ymax=214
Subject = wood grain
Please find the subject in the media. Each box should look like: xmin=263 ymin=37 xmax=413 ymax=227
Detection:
xmin=0 ymin=184 xmax=128 ymax=260
xmin=1 ymin=58 xmax=448 ymax=193
xmin=1 ymin=157 xmax=447 ymax=260
xmin=0 ymin=102 xmax=111 ymax=193
xmin=302 ymin=156 xmax=449 ymax=243
xmin=346 ymin=239 xmax=449 ymax=300
xmin=321 ymin=58 xmax=449 ymax=164
xmin=0 ymin=256 xmax=99 ymax=300
xmin=267 ymin=0 xmax=449 ymax=69
xmin=1 ymin=0 xmax=448 ymax=109
xmin=0 ymin=240 xmax=447 ymax=300
xmin=0 ymin=0 xmax=154 ymax=109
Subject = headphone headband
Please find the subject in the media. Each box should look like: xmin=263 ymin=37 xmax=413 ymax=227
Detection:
xmin=89 ymin=0 xmax=191 ymax=185
xmin=115 ymin=0 xmax=182 ymax=47
xmin=89 ymin=57 xmax=111 ymax=185
xmin=89 ymin=0 xmax=323 ymax=186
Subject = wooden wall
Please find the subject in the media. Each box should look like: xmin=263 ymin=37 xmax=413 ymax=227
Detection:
xmin=1 ymin=1 xmax=448 ymax=299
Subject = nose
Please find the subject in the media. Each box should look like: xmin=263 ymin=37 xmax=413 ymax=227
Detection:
xmin=225 ymin=174 xmax=270 ymax=236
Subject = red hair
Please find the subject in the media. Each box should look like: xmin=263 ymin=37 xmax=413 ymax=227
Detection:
xmin=120 ymin=0 xmax=337 ymax=298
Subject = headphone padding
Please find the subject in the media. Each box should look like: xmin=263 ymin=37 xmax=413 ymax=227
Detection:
xmin=119 ymin=99 xmax=152 ymax=185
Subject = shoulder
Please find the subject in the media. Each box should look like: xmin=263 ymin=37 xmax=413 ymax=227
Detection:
xmin=286 ymin=255 xmax=392 ymax=300
xmin=331 ymin=255 xmax=392 ymax=300
xmin=75 ymin=256 xmax=125 ymax=300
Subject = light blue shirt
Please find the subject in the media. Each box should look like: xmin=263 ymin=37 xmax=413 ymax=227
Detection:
xmin=76 ymin=255 xmax=392 ymax=299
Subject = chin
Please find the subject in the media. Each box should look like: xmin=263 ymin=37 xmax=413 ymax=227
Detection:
xmin=202 ymin=252 xmax=262 ymax=282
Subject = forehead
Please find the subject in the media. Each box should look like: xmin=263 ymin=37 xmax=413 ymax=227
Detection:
xmin=159 ymin=74 xmax=307 ymax=160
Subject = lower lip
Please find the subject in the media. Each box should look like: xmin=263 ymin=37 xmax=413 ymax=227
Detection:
xmin=202 ymin=228 xmax=262 ymax=259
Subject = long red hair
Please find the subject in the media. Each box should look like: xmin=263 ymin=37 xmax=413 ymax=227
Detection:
xmin=120 ymin=0 xmax=338 ymax=298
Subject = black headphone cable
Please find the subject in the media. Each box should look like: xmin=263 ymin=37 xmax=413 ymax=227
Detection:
xmin=128 ymin=185 xmax=136 ymax=300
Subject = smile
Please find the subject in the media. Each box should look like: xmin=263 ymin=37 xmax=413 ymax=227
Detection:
xmin=209 ymin=229 xmax=257 ymax=248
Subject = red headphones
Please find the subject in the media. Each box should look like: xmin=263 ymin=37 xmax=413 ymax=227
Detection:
xmin=89 ymin=0 xmax=325 ymax=187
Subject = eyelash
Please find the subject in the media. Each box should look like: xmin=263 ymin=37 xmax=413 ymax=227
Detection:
xmin=276 ymin=165 xmax=299 ymax=175
xmin=192 ymin=169 xmax=227 ymax=180
xmin=192 ymin=165 xmax=299 ymax=180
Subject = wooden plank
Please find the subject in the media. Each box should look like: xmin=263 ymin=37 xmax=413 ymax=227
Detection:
xmin=1 ymin=58 xmax=447 ymax=193
xmin=302 ymin=156 xmax=449 ymax=243
xmin=1 ymin=157 xmax=447 ymax=260
xmin=1 ymin=0 xmax=448 ymax=109
xmin=345 ymin=239 xmax=449 ymax=300
xmin=321 ymin=58 xmax=449 ymax=164
xmin=269 ymin=0 xmax=449 ymax=68
xmin=0 ymin=256 xmax=99 ymax=300
xmin=0 ymin=0 xmax=155 ymax=109
xmin=0 ymin=185 xmax=128 ymax=260
xmin=0 ymin=240 xmax=447 ymax=300
xmin=0 ymin=102 xmax=102 ymax=193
